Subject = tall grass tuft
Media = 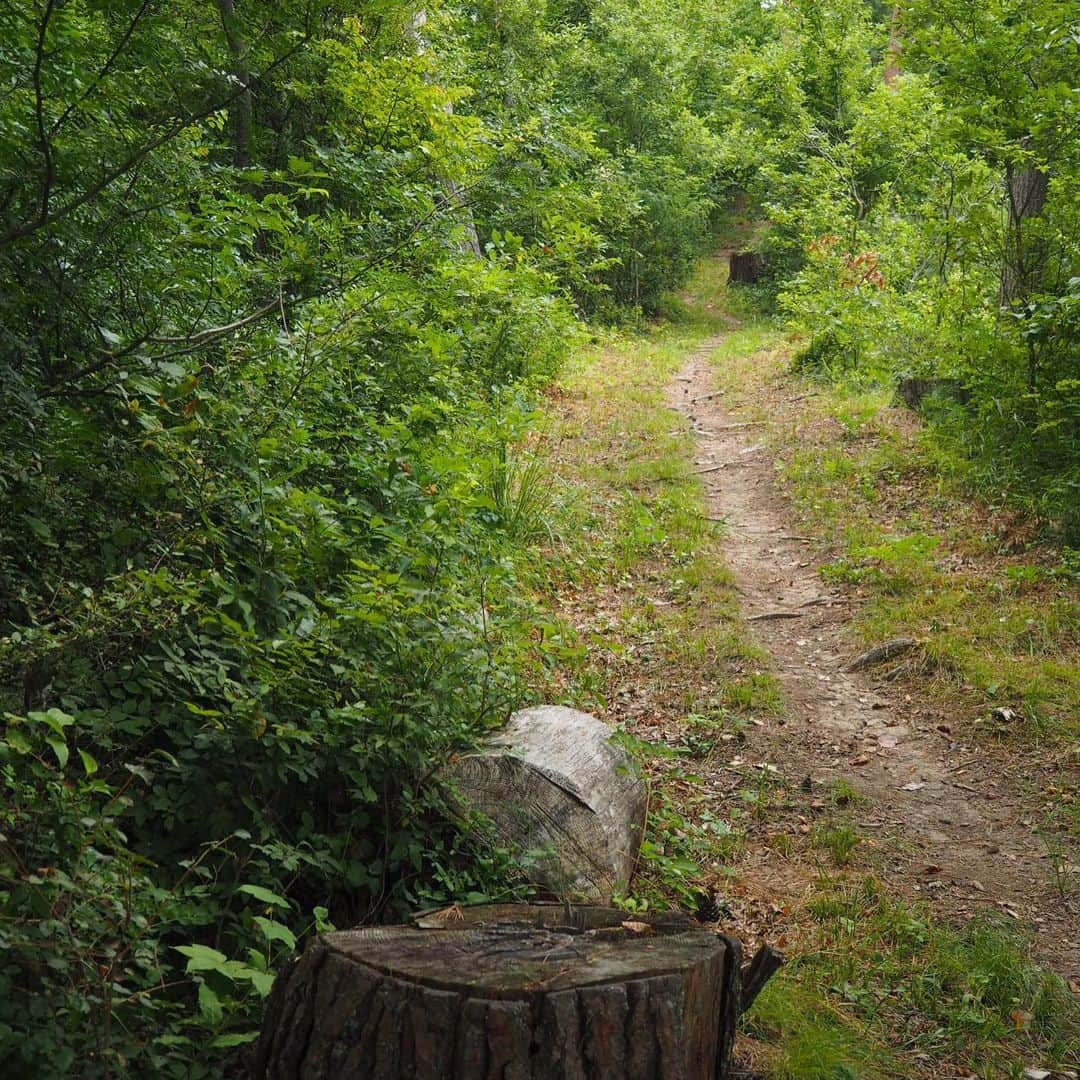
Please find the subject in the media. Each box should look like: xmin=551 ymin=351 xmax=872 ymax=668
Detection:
xmin=489 ymin=439 xmax=556 ymax=542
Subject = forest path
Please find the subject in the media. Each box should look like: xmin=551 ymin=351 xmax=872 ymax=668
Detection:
xmin=667 ymin=337 xmax=1080 ymax=982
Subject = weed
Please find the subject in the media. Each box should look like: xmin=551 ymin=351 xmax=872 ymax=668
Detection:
xmin=812 ymin=825 xmax=860 ymax=866
xmin=489 ymin=438 xmax=556 ymax=542
xmin=831 ymin=779 xmax=862 ymax=807
xmin=1037 ymin=829 xmax=1076 ymax=900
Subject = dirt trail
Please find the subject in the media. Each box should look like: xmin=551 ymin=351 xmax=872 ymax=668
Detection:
xmin=668 ymin=338 xmax=1080 ymax=982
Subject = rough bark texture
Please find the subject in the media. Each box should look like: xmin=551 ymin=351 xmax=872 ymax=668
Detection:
xmin=728 ymin=252 xmax=764 ymax=284
xmin=253 ymin=904 xmax=742 ymax=1080
xmin=440 ymin=706 xmax=647 ymax=900
xmin=1001 ymin=154 xmax=1049 ymax=309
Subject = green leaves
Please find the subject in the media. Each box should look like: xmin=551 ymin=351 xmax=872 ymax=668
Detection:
xmin=254 ymin=917 xmax=296 ymax=950
xmin=1 ymin=709 xmax=100 ymax=775
xmin=237 ymin=884 xmax=289 ymax=909
xmin=175 ymin=944 xmax=229 ymax=973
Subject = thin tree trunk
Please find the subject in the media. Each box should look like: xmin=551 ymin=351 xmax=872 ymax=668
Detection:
xmin=408 ymin=10 xmax=482 ymax=257
xmin=216 ymin=0 xmax=252 ymax=168
xmin=1001 ymin=159 xmax=1049 ymax=308
xmin=1001 ymin=144 xmax=1050 ymax=400
xmin=884 ymin=6 xmax=903 ymax=88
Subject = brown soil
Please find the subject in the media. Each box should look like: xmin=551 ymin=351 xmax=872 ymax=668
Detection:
xmin=667 ymin=338 xmax=1080 ymax=983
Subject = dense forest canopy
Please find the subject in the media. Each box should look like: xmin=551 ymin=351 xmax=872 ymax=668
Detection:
xmin=0 ymin=0 xmax=1076 ymax=1073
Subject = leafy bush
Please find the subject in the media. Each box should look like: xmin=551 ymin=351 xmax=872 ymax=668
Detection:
xmin=0 ymin=0 xmax=736 ymax=1070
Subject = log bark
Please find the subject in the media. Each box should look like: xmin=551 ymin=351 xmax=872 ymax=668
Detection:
xmin=740 ymin=944 xmax=784 ymax=1013
xmin=440 ymin=707 xmax=647 ymax=901
xmin=253 ymin=904 xmax=743 ymax=1080
xmin=844 ymin=637 xmax=916 ymax=673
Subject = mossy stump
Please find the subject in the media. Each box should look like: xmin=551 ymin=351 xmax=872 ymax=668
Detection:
xmin=253 ymin=903 xmax=742 ymax=1079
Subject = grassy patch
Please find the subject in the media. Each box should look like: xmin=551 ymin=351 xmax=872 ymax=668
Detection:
xmin=747 ymin=877 xmax=1080 ymax=1078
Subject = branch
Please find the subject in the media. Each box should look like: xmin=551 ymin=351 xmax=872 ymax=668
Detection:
xmin=47 ymin=0 xmax=155 ymax=141
xmin=32 ymin=0 xmax=58 ymax=230
xmin=0 ymin=36 xmax=311 ymax=250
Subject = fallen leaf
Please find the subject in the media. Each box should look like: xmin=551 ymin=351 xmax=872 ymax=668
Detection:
xmin=1011 ymin=1008 xmax=1033 ymax=1031
xmin=850 ymin=754 xmax=871 ymax=766
xmin=901 ymin=781 xmax=926 ymax=791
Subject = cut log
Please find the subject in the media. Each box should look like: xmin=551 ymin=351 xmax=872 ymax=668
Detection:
xmin=439 ymin=706 xmax=646 ymax=900
xmin=253 ymin=904 xmax=743 ymax=1080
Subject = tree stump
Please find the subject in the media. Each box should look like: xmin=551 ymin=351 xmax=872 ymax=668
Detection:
xmin=439 ymin=707 xmax=647 ymax=900
xmin=253 ymin=904 xmax=742 ymax=1079
xmin=728 ymin=251 xmax=764 ymax=284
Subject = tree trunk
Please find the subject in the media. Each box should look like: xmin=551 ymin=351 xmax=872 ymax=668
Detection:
xmin=884 ymin=7 xmax=903 ymax=88
xmin=1000 ymin=156 xmax=1049 ymax=309
xmin=1001 ymin=147 xmax=1050 ymax=396
xmin=728 ymin=251 xmax=764 ymax=284
xmin=216 ymin=0 xmax=252 ymax=168
xmin=252 ymin=904 xmax=743 ymax=1080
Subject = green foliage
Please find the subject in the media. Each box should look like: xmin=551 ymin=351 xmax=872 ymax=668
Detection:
xmin=718 ymin=0 xmax=1080 ymax=536
xmin=0 ymin=0 xmax=731 ymax=1071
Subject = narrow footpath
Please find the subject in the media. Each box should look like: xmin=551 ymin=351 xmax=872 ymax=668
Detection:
xmin=668 ymin=337 xmax=1079 ymax=982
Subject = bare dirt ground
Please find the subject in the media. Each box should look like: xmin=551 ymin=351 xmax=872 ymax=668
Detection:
xmin=668 ymin=337 xmax=1080 ymax=983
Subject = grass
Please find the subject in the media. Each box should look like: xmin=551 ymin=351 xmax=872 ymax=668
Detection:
xmin=812 ymin=825 xmax=860 ymax=867
xmin=524 ymin=253 xmax=1079 ymax=1078
xmin=754 ymin=877 xmax=1080 ymax=1078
